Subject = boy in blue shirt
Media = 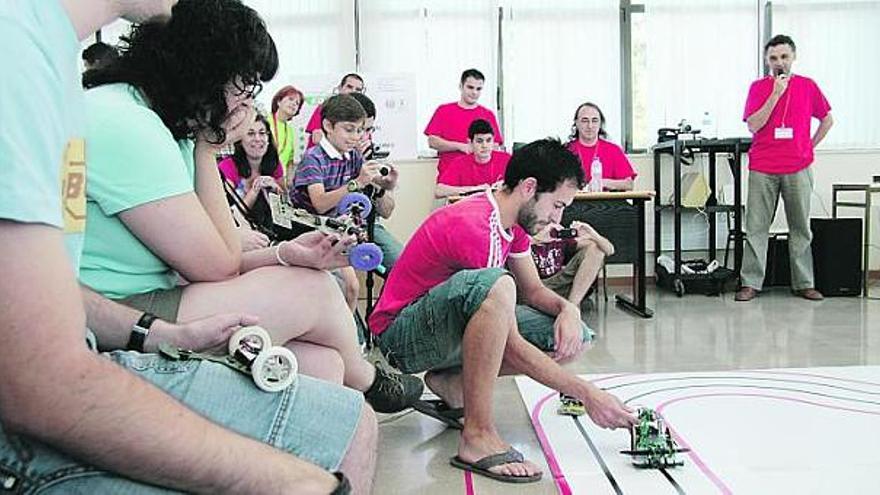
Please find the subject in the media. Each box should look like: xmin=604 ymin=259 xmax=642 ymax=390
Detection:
xmin=292 ymin=94 xmax=404 ymax=270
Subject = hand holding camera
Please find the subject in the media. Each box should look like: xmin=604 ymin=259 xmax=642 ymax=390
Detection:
xmin=365 ymin=160 xmax=398 ymax=191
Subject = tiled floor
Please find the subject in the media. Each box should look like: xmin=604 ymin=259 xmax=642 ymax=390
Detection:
xmin=371 ymin=284 xmax=880 ymax=494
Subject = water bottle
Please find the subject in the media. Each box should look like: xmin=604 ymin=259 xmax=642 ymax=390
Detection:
xmin=701 ymin=111 xmax=715 ymax=139
xmin=590 ymin=156 xmax=603 ymax=192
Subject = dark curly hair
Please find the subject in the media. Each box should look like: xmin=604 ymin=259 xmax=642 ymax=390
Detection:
xmin=503 ymin=138 xmax=585 ymax=193
xmin=83 ymin=0 xmax=278 ymax=144
xmin=232 ymin=113 xmax=280 ymax=179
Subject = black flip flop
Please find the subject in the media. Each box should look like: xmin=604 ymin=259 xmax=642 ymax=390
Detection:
xmin=450 ymin=447 xmax=543 ymax=484
xmin=412 ymin=399 xmax=464 ymax=430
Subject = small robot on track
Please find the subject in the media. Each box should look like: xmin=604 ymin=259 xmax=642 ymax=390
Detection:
xmin=620 ymin=407 xmax=689 ymax=468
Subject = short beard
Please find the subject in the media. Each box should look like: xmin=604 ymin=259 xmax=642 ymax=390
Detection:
xmin=517 ymin=198 xmax=540 ymax=235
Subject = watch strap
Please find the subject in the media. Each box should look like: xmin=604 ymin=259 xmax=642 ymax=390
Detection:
xmin=127 ymin=312 xmax=158 ymax=352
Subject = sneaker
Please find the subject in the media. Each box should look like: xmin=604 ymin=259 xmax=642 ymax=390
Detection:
xmin=793 ymin=288 xmax=824 ymax=301
xmin=734 ymin=287 xmax=757 ymax=302
xmin=364 ymin=367 xmax=424 ymax=413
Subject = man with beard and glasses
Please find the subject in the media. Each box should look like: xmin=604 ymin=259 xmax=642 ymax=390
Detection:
xmin=368 ymin=139 xmax=636 ymax=485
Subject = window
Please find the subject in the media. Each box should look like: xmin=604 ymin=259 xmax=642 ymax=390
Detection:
xmin=247 ymin=0 xmax=356 ymax=100
xmin=360 ymin=1 xmax=497 ymax=155
xmin=632 ymin=0 xmax=760 ymax=150
xmin=500 ymin=1 xmax=620 ymax=147
xmin=771 ymin=0 xmax=880 ymax=149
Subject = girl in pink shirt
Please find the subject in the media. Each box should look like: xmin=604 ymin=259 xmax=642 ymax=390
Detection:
xmin=566 ymin=102 xmax=636 ymax=191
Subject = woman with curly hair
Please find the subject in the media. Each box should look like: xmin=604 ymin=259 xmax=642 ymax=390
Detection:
xmin=80 ymin=2 xmax=423 ymax=490
xmin=217 ymin=111 xmax=284 ymax=207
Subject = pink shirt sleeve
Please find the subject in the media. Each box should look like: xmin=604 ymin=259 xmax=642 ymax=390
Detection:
xmin=424 ymin=105 xmax=446 ymax=137
xmin=810 ymin=80 xmax=831 ymax=119
xmin=272 ymin=162 xmax=284 ymax=180
xmin=455 ymin=221 xmax=493 ymax=268
xmin=436 ymin=158 xmax=461 ymax=186
xmin=485 ymin=110 xmax=504 ymax=145
xmin=306 ymin=106 xmax=322 ymax=133
xmin=509 ymin=225 xmax=532 ymax=256
xmin=217 ymin=157 xmax=242 ymax=185
xmin=606 ymin=143 xmax=637 ymax=180
xmin=743 ymin=79 xmax=770 ymax=122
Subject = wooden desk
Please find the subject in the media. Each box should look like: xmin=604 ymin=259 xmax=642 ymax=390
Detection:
xmin=449 ymin=190 xmax=655 ymax=318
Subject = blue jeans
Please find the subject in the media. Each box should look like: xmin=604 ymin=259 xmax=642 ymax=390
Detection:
xmin=0 ymin=351 xmax=363 ymax=494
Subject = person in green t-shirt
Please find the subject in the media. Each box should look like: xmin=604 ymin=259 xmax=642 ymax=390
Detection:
xmin=270 ymin=84 xmax=304 ymax=180
xmin=80 ymin=0 xmax=423 ymax=439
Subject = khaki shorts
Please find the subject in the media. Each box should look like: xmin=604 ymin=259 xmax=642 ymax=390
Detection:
xmin=117 ymin=286 xmax=184 ymax=322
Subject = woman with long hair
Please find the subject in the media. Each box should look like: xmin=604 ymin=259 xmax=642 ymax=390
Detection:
xmin=218 ymin=112 xmax=283 ymax=207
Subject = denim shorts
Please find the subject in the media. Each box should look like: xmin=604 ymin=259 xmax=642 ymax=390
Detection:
xmin=377 ymin=267 xmax=594 ymax=374
xmin=0 ymin=351 xmax=363 ymax=494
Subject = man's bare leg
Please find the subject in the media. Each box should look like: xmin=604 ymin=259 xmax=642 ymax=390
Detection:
xmin=566 ymin=243 xmax=605 ymax=307
xmin=337 ymin=405 xmax=378 ymax=495
xmin=457 ymin=276 xmax=541 ymax=478
xmin=425 ymin=348 xmax=581 ymax=410
xmin=425 ymin=370 xmax=464 ymax=408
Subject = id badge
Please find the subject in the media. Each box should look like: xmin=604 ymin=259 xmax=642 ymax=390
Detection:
xmin=774 ymin=127 xmax=793 ymax=140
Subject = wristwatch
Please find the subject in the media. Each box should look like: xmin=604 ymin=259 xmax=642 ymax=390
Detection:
xmin=346 ymin=179 xmax=360 ymax=192
xmin=127 ymin=312 xmax=158 ymax=352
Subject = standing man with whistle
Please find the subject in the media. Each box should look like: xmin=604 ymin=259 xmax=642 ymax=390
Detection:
xmin=736 ymin=35 xmax=834 ymax=302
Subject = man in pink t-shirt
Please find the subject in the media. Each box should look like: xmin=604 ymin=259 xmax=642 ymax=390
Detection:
xmin=434 ymin=118 xmax=510 ymax=199
xmin=567 ymin=102 xmax=637 ymax=191
xmin=369 ymin=139 xmax=635 ymax=484
xmin=424 ymin=68 xmax=504 ymax=174
xmin=736 ymin=35 xmax=834 ymax=303
xmin=305 ymin=73 xmax=365 ymax=148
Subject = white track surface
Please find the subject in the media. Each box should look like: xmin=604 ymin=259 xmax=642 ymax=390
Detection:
xmin=516 ymin=367 xmax=880 ymax=494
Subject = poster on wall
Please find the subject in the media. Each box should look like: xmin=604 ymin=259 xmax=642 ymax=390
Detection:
xmin=261 ymin=73 xmax=417 ymax=162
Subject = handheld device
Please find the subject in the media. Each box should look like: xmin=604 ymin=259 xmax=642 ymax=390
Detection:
xmin=550 ymin=227 xmax=578 ymax=239
xmin=265 ymin=191 xmax=384 ymax=271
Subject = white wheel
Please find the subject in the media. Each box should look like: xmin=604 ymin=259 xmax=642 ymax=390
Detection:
xmin=228 ymin=326 xmax=272 ymax=357
xmin=252 ymin=347 xmax=298 ymax=393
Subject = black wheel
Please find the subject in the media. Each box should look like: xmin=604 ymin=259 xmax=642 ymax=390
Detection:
xmin=673 ymin=279 xmax=685 ymax=297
